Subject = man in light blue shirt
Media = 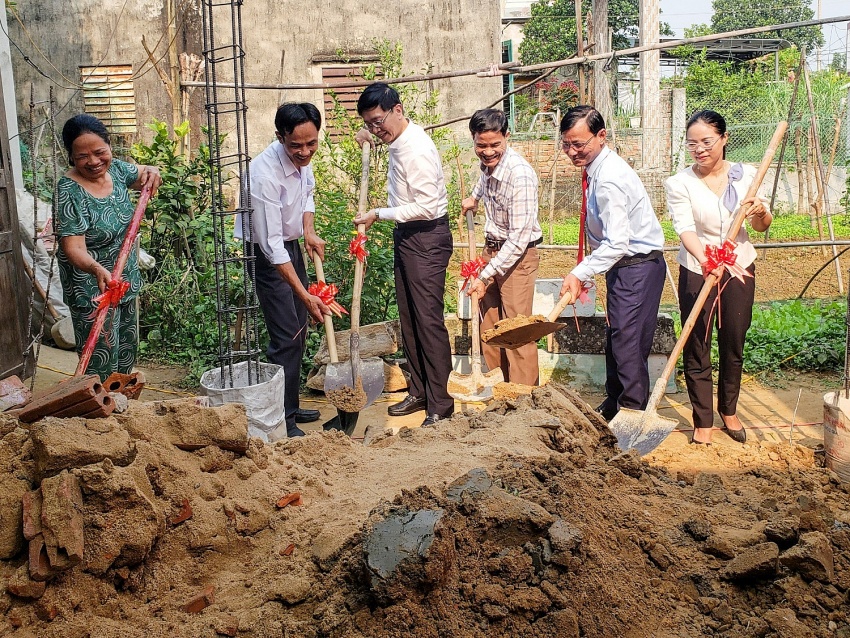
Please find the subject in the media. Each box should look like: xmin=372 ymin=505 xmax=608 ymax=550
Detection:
xmin=559 ymin=105 xmax=666 ymax=421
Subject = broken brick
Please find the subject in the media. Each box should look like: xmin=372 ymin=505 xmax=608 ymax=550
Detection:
xmin=7 ymin=565 xmax=47 ymax=599
xmin=170 ymin=498 xmax=193 ymax=525
xmin=280 ymin=543 xmax=295 ymax=556
xmin=22 ymin=489 xmax=43 ymax=541
xmin=28 ymin=534 xmax=52 ymax=582
xmin=182 ymin=585 xmax=215 ymax=613
xmin=276 ymin=492 xmax=302 ymax=508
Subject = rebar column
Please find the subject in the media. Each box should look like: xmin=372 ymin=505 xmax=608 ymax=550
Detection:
xmin=201 ymin=0 xmax=261 ymax=387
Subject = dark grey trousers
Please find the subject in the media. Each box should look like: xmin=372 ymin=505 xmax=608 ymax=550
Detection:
xmin=254 ymin=241 xmax=308 ymax=431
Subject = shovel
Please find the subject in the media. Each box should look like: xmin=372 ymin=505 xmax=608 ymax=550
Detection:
xmin=324 ymin=143 xmax=384 ymax=414
xmin=607 ymin=120 xmax=788 ymax=455
xmin=448 ymin=209 xmax=503 ymax=402
xmin=314 ymin=255 xmax=360 ymax=436
xmin=481 ymin=289 xmax=574 ymax=350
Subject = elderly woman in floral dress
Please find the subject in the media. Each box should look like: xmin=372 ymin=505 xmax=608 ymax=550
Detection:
xmin=56 ymin=114 xmax=161 ymax=380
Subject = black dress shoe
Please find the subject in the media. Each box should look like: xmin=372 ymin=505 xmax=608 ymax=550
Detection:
xmin=295 ymin=408 xmax=320 ymax=423
xmin=721 ymin=423 xmax=747 ymax=444
xmin=421 ymin=413 xmax=450 ymax=428
xmin=287 ymin=425 xmax=306 ymax=438
xmin=388 ymin=395 xmax=427 ymax=417
xmin=595 ymin=401 xmax=618 ymax=422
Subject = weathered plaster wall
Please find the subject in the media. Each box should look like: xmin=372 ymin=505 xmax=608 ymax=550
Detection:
xmin=10 ymin=0 xmax=502 ymax=156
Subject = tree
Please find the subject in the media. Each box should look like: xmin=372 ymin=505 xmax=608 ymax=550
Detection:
xmin=710 ymin=0 xmax=824 ymax=53
xmin=519 ymin=0 xmax=673 ymax=66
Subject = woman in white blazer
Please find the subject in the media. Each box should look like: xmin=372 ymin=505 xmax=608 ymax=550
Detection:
xmin=664 ymin=110 xmax=772 ymax=445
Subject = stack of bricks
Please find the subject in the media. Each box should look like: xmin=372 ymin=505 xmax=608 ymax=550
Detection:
xmin=17 ymin=375 xmax=115 ymax=423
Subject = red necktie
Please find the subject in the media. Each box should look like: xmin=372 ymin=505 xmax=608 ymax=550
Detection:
xmin=577 ymin=169 xmax=587 ymax=264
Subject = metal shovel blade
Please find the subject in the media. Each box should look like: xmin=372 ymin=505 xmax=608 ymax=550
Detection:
xmin=324 ymin=357 xmax=384 ymax=413
xmin=607 ymin=407 xmax=680 ymax=456
xmin=448 ymin=368 xmax=504 ymax=403
xmin=481 ymin=316 xmax=565 ymax=350
xmin=322 ymin=410 xmax=360 ymax=437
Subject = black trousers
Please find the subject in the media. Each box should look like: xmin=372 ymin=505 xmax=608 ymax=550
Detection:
xmin=602 ymin=254 xmax=666 ymax=412
xmin=393 ymin=217 xmax=454 ymax=417
xmin=678 ymin=264 xmax=755 ymax=429
xmin=254 ymin=241 xmax=308 ymax=431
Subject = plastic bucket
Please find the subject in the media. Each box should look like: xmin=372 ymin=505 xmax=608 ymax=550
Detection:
xmin=200 ymin=361 xmax=286 ymax=441
xmin=823 ymin=392 xmax=850 ymax=482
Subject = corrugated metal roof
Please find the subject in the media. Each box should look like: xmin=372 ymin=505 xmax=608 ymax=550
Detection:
xmin=80 ymin=65 xmax=137 ymax=134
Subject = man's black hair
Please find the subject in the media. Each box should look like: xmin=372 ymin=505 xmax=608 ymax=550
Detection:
xmin=275 ymin=102 xmax=322 ymax=136
xmin=357 ymin=83 xmax=401 ymax=115
xmin=468 ymin=109 xmax=508 ymax=136
xmin=559 ymin=105 xmax=605 ymax=135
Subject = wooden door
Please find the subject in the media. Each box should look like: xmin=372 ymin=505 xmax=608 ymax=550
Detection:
xmin=0 ymin=68 xmax=32 ymax=380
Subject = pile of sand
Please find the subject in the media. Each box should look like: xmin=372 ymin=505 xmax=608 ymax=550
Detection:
xmin=0 ymin=384 xmax=846 ymax=637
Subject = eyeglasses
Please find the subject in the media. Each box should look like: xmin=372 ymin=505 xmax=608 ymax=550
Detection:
xmin=685 ymin=137 xmax=721 ymax=152
xmin=365 ymin=109 xmax=396 ymax=131
xmin=561 ymin=136 xmax=596 ymax=152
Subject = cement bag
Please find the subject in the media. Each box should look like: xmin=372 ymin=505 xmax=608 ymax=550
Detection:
xmin=200 ymin=361 xmax=286 ymax=441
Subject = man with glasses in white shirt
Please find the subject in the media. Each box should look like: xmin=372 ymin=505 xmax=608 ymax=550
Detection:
xmin=559 ymin=105 xmax=666 ymax=422
xmin=462 ymin=108 xmax=543 ymax=386
xmin=353 ymin=83 xmax=454 ymax=427
xmin=236 ymin=103 xmax=330 ymax=437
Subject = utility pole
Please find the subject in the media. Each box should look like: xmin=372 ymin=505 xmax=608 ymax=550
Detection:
xmin=592 ymin=0 xmax=613 ymax=124
xmin=639 ymin=0 xmax=662 ymax=170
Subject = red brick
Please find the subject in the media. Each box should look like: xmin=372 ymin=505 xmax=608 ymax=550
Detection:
xmin=182 ymin=585 xmax=215 ymax=614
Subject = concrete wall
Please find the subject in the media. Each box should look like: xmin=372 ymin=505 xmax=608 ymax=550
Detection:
xmin=9 ymin=0 xmax=502 ymax=156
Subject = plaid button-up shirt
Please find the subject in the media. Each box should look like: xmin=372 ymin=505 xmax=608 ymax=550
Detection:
xmin=471 ymin=146 xmax=542 ymax=280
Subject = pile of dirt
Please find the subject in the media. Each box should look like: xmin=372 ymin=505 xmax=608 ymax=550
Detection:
xmin=0 ymin=385 xmax=847 ymax=637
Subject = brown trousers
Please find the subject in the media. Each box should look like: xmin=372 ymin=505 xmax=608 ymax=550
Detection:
xmin=479 ymin=246 xmax=540 ymax=386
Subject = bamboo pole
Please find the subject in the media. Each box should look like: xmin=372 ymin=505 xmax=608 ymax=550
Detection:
xmin=547 ymin=145 xmax=558 ymax=244
xmin=807 ymin=128 xmax=826 ymax=253
xmin=794 ymin=127 xmax=806 ymax=218
xmin=575 ymin=0 xmax=585 ymax=103
xmin=764 ymin=53 xmax=804 ymax=254
xmin=180 ymin=15 xmax=850 ymax=92
xmin=802 ymin=61 xmax=843 ymax=292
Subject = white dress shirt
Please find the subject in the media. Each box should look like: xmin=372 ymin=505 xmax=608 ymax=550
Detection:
xmin=235 ymin=140 xmax=315 ymax=265
xmin=376 ymin=121 xmax=448 ymax=222
xmin=570 ymin=146 xmax=665 ymax=282
xmin=665 ymin=163 xmax=762 ymax=275
xmin=471 ymin=146 xmax=542 ymax=279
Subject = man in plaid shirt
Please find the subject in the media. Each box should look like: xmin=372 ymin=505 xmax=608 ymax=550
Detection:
xmin=463 ymin=109 xmax=543 ymax=386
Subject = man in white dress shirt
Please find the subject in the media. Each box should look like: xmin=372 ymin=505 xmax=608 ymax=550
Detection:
xmin=462 ymin=108 xmax=543 ymax=386
xmin=353 ymin=83 xmax=454 ymax=427
xmin=237 ymin=103 xmax=330 ymax=437
xmin=559 ymin=105 xmax=666 ymax=421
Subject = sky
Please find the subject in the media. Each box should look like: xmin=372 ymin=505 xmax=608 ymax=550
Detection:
xmin=504 ymin=0 xmax=850 ymax=68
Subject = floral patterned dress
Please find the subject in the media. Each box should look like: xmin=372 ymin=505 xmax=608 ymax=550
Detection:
xmin=56 ymin=159 xmax=140 ymax=380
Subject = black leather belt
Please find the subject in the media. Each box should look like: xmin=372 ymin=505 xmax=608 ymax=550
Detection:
xmin=484 ymin=236 xmax=543 ymax=251
xmin=611 ymin=249 xmax=663 ymax=269
xmin=395 ymin=215 xmax=449 ymax=231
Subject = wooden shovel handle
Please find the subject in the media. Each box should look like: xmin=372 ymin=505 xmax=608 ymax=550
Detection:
xmin=645 ymin=120 xmax=788 ymax=412
xmin=313 ymin=255 xmax=338 ymax=364
xmin=547 ymin=290 xmax=575 ymax=322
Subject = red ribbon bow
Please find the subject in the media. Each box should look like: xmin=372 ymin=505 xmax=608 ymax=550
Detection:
xmin=349 ymin=232 xmax=369 ymax=263
xmin=704 ymin=240 xmax=752 ymax=283
xmin=308 ymin=281 xmax=348 ymax=317
xmin=460 ymin=257 xmax=486 ymax=292
xmin=92 ymin=279 xmax=130 ymax=311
